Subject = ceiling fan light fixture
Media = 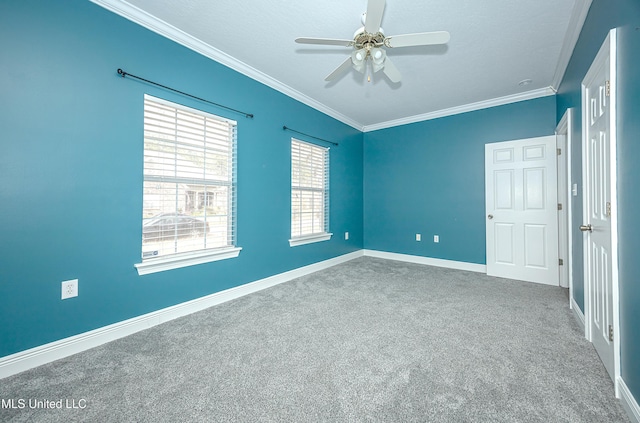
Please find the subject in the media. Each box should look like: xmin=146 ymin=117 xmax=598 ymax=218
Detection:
xmin=371 ymin=48 xmax=386 ymax=73
xmin=351 ymin=49 xmax=366 ymax=73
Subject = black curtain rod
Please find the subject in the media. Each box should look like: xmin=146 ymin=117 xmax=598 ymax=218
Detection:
xmin=117 ymin=68 xmax=254 ymax=119
xmin=282 ymin=126 xmax=338 ymax=146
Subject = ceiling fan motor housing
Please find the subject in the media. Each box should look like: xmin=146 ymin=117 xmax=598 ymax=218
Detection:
xmin=353 ymin=27 xmax=385 ymax=54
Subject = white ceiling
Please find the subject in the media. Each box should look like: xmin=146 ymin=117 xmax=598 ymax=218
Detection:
xmin=93 ymin=0 xmax=591 ymax=131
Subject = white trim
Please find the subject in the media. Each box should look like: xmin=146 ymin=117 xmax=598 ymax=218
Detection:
xmin=609 ymin=29 xmax=621 ymax=399
xmin=619 ymin=377 xmax=640 ymax=423
xmin=556 ymin=108 xmax=575 ymax=304
xmin=362 ymin=87 xmax=556 ymax=132
xmin=570 ymin=296 xmax=585 ymax=329
xmin=89 ymin=0 xmax=364 ymax=131
xmin=135 ymin=247 xmax=242 ymax=276
xmin=566 ymin=110 xmax=575 ymax=310
xmin=92 ymin=0 xmax=560 ymax=133
xmin=551 ymin=0 xmax=594 ymax=89
xmin=0 ymin=250 xmax=363 ymax=379
xmin=581 ymin=44 xmax=590 ymax=344
xmin=363 ymin=249 xmax=486 ymax=273
xmin=289 ymin=233 xmax=333 ymax=247
xmin=556 ymin=116 xmax=569 ymax=289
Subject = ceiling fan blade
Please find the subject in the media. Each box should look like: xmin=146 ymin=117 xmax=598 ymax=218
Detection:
xmin=386 ymin=31 xmax=450 ymax=48
xmin=382 ymin=56 xmax=401 ymax=83
xmin=295 ymin=37 xmax=353 ymax=47
xmin=325 ymin=57 xmax=354 ymax=81
xmin=364 ymin=0 xmax=385 ymax=33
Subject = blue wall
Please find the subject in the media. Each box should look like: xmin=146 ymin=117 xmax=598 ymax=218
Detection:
xmin=556 ymin=0 xmax=640 ymax=403
xmin=363 ymin=96 xmax=557 ymax=264
xmin=2 ymin=0 xmax=639 ymax=409
xmin=0 ymin=0 xmax=363 ymax=357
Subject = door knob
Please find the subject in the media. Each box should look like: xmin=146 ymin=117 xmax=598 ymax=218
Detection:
xmin=487 ymin=214 xmax=493 ymax=220
xmin=579 ymin=224 xmax=593 ymax=232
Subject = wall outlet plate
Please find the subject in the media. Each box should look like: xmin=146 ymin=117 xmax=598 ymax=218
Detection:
xmin=345 ymin=232 xmax=349 ymax=240
xmin=434 ymin=235 xmax=439 ymax=243
xmin=416 ymin=234 xmax=421 ymax=241
xmin=61 ymin=279 xmax=78 ymax=300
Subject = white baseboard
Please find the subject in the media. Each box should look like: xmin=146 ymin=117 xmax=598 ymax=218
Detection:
xmin=570 ymin=296 xmax=585 ymax=328
xmin=0 ymin=250 xmax=364 ymax=379
xmin=363 ymin=249 xmax=487 ymax=273
xmin=619 ymin=377 xmax=640 ymax=423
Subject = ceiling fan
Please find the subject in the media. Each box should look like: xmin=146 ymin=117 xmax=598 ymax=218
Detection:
xmin=295 ymin=0 xmax=450 ymax=83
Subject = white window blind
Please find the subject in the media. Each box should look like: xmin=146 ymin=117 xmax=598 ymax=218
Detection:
xmin=291 ymin=138 xmax=329 ymax=242
xmin=141 ymin=95 xmax=237 ymax=261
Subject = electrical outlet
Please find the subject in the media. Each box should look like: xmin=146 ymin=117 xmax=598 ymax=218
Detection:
xmin=345 ymin=232 xmax=349 ymax=240
xmin=434 ymin=235 xmax=439 ymax=243
xmin=61 ymin=279 xmax=78 ymax=300
xmin=416 ymin=234 xmax=421 ymax=241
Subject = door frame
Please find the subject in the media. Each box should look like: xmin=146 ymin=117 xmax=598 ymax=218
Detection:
xmin=555 ymin=109 xmax=574 ymax=300
xmin=581 ymin=28 xmax=620 ymax=396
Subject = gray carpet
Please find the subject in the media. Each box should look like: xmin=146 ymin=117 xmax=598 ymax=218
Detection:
xmin=0 ymin=257 xmax=630 ymax=422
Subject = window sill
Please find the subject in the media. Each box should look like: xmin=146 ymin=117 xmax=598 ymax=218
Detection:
xmin=289 ymin=233 xmax=333 ymax=247
xmin=135 ymin=247 xmax=242 ymax=276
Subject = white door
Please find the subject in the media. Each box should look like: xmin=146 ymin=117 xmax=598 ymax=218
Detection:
xmin=582 ymin=30 xmax=617 ymax=383
xmin=485 ymin=136 xmax=559 ymax=285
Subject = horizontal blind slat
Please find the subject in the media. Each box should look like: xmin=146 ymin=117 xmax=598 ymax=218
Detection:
xmin=290 ymin=138 xmax=329 ymax=238
xmin=142 ymin=95 xmax=237 ymax=259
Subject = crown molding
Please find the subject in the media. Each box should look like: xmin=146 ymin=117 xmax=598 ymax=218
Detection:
xmin=91 ymin=0 xmax=565 ymax=134
xmin=90 ymin=0 xmax=364 ymax=131
xmin=551 ymin=0 xmax=593 ymax=90
xmin=362 ymin=87 xmax=556 ymax=132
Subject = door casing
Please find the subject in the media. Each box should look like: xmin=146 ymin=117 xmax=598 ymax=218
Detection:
xmin=555 ymin=109 xmax=574 ymax=300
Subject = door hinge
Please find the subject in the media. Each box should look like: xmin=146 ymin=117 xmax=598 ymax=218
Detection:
xmin=606 ymin=80 xmax=611 ymax=97
xmin=557 ymin=148 xmax=562 ymax=156
xmin=558 ymin=203 xmax=563 ymax=211
xmin=606 ymin=201 xmax=611 ymax=217
xmin=609 ymin=325 xmax=614 ymax=342
xmin=559 ymin=258 xmax=564 ymax=266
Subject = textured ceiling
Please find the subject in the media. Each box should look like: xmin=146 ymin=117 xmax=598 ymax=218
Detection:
xmin=93 ymin=0 xmax=590 ymax=131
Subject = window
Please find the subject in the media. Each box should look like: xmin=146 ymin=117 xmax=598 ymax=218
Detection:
xmin=135 ymin=95 xmax=240 ymax=275
xmin=289 ymin=138 xmax=332 ymax=246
